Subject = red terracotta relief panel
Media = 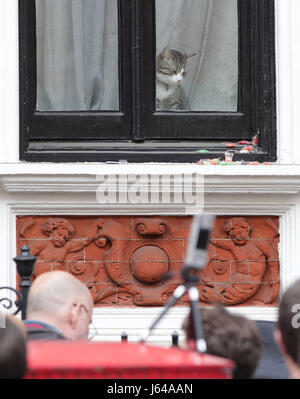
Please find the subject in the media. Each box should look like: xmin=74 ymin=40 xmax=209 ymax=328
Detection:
xmin=16 ymin=215 xmax=280 ymax=307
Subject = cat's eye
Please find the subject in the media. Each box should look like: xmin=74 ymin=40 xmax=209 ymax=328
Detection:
xmin=159 ymin=68 xmax=171 ymax=74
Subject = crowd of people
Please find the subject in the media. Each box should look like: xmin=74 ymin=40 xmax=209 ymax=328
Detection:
xmin=0 ymin=270 xmax=300 ymax=379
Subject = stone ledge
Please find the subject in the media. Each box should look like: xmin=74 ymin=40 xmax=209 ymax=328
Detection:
xmin=2 ymin=163 xmax=300 ymax=175
xmin=1 ymin=169 xmax=300 ymax=194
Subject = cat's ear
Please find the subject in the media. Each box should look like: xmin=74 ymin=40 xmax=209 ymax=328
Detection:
xmin=161 ymin=46 xmax=171 ymax=58
xmin=185 ymin=53 xmax=198 ymax=61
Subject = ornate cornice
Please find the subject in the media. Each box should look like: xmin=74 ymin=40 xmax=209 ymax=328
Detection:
xmin=1 ymin=164 xmax=300 ymax=194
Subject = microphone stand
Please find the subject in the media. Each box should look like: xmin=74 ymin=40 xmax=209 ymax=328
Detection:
xmin=140 ymin=214 xmax=216 ymax=353
xmin=141 ymin=264 xmax=206 ymax=353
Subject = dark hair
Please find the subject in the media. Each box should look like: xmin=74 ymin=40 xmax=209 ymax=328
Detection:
xmin=0 ymin=316 xmax=27 ymax=379
xmin=278 ymin=279 xmax=300 ymax=365
xmin=182 ymin=305 xmax=262 ymax=379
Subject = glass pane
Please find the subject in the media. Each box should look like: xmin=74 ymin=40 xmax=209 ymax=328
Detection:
xmin=156 ymin=0 xmax=238 ymax=112
xmin=36 ymin=0 xmax=119 ymax=111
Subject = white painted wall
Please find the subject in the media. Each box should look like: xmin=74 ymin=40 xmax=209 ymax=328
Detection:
xmin=0 ymin=168 xmax=298 ymax=345
xmin=0 ymin=0 xmax=19 ymax=163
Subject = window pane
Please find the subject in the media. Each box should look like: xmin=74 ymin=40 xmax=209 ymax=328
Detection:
xmin=36 ymin=0 xmax=119 ymax=111
xmin=156 ymin=0 xmax=238 ymax=112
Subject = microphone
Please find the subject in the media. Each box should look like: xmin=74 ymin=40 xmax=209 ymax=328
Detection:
xmin=184 ymin=214 xmax=215 ymax=271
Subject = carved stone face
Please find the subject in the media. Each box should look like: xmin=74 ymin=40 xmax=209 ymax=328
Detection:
xmin=230 ymin=220 xmax=250 ymax=245
xmin=51 ymin=227 xmax=69 ymax=247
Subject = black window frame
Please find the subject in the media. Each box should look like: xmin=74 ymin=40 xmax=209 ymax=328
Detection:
xmin=19 ymin=0 xmax=277 ymax=163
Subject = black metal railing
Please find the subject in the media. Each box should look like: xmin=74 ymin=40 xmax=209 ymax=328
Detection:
xmin=0 ymin=245 xmax=36 ymax=320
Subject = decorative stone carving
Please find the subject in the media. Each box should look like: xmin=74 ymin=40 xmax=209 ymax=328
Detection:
xmin=130 ymin=246 xmax=169 ymax=284
xmin=135 ymin=218 xmax=167 ymax=236
xmin=18 ymin=217 xmax=104 ymax=298
xmin=17 ymin=215 xmax=280 ymax=307
xmin=93 ymin=218 xmax=177 ymax=306
xmin=199 ymin=217 xmax=279 ymax=305
xmin=66 ymin=253 xmax=101 ymax=302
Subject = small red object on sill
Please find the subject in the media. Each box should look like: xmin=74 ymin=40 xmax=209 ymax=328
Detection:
xmin=238 ymin=140 xmax=252 ymax=145
xmin=242 ymin=146 xmax=252 ymax=152
xmin=252 ymin=134 xmax=258 ymax=145
xmin=225 ymin=142 xmax=236 ymax=148
xmin=224 ymin=151 xmax=234 ymax=162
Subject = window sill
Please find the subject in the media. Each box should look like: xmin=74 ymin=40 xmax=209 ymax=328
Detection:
xmin=23 ymin=140 xmax=275 ymax=163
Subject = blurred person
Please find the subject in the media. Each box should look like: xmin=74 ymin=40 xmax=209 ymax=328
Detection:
xmin=252 ymin=320 xmax=289 ymax=379
xmin=182 ymin=304 xmax=262 ymax=379
xmin=274 ymin=279 xmax=300 ymax=379
xmin=25 ymin=271 xmax=93 ymax=341
xmin=0 ymin=314 xmax=27 ymax=378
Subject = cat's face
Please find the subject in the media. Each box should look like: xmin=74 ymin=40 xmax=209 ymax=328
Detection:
xmin=156 ymin=47 xmax=196 ymax=87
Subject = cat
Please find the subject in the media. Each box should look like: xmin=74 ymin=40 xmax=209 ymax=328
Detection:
xmin=156 ymin=46 xmax=197 ymax=111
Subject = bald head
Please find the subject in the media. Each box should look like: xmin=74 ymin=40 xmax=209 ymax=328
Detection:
xmin=27 ymin=271 xmax=92 ymax=317
xmin=26 ymin=271 xmax=93 ymax=341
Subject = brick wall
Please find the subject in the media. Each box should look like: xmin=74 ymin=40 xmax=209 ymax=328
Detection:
xmin=16 ymin=215 xmax=279 ymax=307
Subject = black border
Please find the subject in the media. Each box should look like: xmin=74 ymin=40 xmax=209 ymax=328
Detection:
xmin=19 ymin=0 xmax=277 ymax=163
xmin=138 ymin=0 xmax=251 ymax=141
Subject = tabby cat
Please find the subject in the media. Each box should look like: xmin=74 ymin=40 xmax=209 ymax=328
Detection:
xmin=156 ymin=46 xmax=197 ymax=111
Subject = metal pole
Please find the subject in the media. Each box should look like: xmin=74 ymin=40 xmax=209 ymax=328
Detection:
xmin=121 ymin=332 xmax=128 ymax=342
xmin=13 ymin=246 xmax=36 ymax=320
xmin=171 ymin=331 xmax=179 ymax=347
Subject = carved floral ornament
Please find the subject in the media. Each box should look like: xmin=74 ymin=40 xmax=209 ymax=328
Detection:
xmin=17 ymin=215 xmax=280 ymax=307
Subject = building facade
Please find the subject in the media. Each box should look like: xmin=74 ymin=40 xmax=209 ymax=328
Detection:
xmin=1 ymin=0 xmax=300 ymax=346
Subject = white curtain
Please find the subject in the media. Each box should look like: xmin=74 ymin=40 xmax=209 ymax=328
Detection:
xmin=36 ymin=0 xmax=119 ymax=111
xmin=156 ymin=0 xmax=238 ymax=111
xmin=36 ymin=0 xmax=238 ymax=112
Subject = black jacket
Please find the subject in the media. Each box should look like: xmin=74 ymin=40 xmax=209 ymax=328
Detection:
xmin=252 ymin=320 xmax=289 ymax=379
xmin=24 ymin=320 xmax=68 ymax=342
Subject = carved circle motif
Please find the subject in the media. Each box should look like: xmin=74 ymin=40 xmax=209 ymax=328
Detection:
xmin=136 ymin=224 xmax=147 ymax=235
xmin=94 ymin=236 xmax=108 ymax=248
xmin=213 ymin=262 xmax=228 ymax=275
xmin=67 ymin=254 xmax=99 ymax=284
xmin=130 ymin=245 xmax=169 ymax=284
xmin=70 ymin=261 xmax=86 ymax=275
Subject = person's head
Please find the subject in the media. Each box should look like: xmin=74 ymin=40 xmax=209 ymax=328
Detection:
xmin=27 ymin=271 xmax=93 ymax=341
xmin=182 ymin=304 xmax=262 ymax=379
xmin=0 ymin=314 xmax=27 ymax=378
xmin=275 ymin=279 xmax=300 ymax=378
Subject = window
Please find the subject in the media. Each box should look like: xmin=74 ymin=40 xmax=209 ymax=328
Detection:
xmin=19 ymin=0 xmax=276 ymax=162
